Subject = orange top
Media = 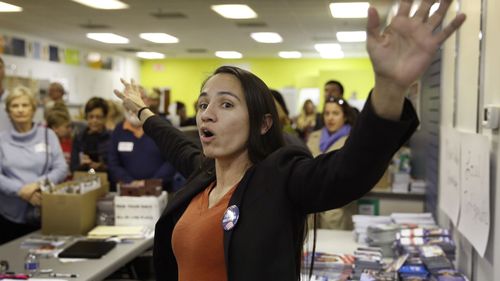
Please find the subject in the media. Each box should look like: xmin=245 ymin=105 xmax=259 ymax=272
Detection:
xmin=171 ymin=182 xmax=237 ymax=281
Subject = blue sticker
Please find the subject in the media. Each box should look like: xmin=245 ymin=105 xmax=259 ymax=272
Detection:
xmin=222 ymin=205 xmax=240 ymax=231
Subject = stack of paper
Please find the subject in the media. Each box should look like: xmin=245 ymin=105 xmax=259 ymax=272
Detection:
xmin=352 ymin=215 xmax=392 ymax=244
xmin=87 ymin=225 xmax=153 ymax=240
xmin=391 ymin=213 xmax=436 ymax=226
xmin=301 ymin=252 xmax=353 ymax=281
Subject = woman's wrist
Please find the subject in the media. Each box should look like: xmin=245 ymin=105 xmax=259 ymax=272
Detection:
xmin=371 ymin=76 xmax=407 ymax=121
xmin=137 ymin=107 xmax=154 ymax=122
xmin=137 ymin=107 xmax=149 ymax=119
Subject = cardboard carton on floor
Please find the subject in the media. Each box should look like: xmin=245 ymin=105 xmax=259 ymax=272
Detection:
xmin=41 ymin=179 xmax=107 ymax=235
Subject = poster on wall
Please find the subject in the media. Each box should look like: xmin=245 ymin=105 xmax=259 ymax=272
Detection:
xmin=0 ymin=36 xmax=26 ymax=57
xmin=27 ymin=41 xmax=42 ymax=59
xmin=49 ymin=45 xmax=60 ymax=62
xmin=457 ymin=132 xmax=490 ymax=257
xmin=11 ymin=37 xmax=26 ymax=57
xmin=64 ymin=48 xmax=80 ymax=65
xmin=439 ymin=126 xmax=461 ymax=225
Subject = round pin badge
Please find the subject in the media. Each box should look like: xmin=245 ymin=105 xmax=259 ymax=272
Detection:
xmin=222 ymin=205 xmax=240 ymax=231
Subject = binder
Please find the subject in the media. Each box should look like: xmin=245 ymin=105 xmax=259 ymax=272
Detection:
xmin=58 ymin=240 xmax=116 ymax=259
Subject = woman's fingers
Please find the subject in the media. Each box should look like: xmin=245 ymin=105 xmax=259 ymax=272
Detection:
xmin=426 ymin=0 xmax=452 ymax=30
xmin=114 ymin=89 xmax=125 ymax=100
xmin=366 ymin=7 xmax=381 ymax=41
xmin=413 ymin=0 xmax=436 ymax=22
xmin=435 ymin=13 xmax=466 ymax=44
xmin=396 ymin=0 xmax=413 ymax=17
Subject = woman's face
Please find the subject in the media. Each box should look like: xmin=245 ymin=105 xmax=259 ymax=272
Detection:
xmin=304 ymin=101 xmax=315 ymax=115
xmin=196 ymin=73 xmax=250 ymax=161
xmin=86 ymin=107 xmax=106 ymax=133
xmin=8 ymin=95 xmax=34 ymax=126
xmin=323 ymin=102 xmax=346 ymax=133
xmin=53 ymin=122 xmax=72 ymax=139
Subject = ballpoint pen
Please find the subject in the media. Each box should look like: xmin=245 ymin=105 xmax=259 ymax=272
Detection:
xmin=50 ymin=272 xmax=79 ymax=278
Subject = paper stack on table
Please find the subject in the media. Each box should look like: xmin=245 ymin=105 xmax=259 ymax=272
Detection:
xmin=87 ymin=225 xmax=153 ymax=240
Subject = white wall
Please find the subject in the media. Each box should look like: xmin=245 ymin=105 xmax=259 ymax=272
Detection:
xmin=440 ymin=0 xmax=499 ymax=280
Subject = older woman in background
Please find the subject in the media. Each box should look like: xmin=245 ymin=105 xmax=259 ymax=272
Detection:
xmin=71 ymin=97 xmax=111 ymax=172
xmin=0 ymin=86 xmax=67 ymax=244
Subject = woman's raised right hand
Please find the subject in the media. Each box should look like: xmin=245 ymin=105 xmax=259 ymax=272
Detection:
xmin=113 ymin=78 xmax=147 ymax=115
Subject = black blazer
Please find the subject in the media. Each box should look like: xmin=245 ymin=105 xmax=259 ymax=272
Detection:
xmin=144 ymin=96 xmax=419 ymax=281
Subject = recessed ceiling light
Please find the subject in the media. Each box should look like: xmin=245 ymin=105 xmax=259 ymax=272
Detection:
xmin=211 ymin=4 xmax=257 ymax=19
xmin=86 ymin=33 xmax=129 ymax=44
xmin=250 ymin=32 xmax=282 ymax=44
xmin=215 ymin=51 xmax=243 ymax=59
xmin=71 ymin=0 xmax=128 ymax=10
xmin=278 ymin=51 xmax=302 ymax=59
xmin=336 ymin=31 xmax=366 ymax=42
xmin=139 ymin=33 xmax=179 ymax=44
xmin=136 ymin=52 xmax=165 ymax=59
xmin=329 ymin=2 xmax=369 ymax=18
xmin=0 ymin=1 xmax=22 ymax=12
xmin=319 ymin=50 xmax=344 ymax=59
xmin=314 ymin=43 xmax=342 ymax=53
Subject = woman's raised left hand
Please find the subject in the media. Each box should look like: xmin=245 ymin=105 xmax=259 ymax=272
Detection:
xmin=367 ymin=0 xmax=466 ymax=119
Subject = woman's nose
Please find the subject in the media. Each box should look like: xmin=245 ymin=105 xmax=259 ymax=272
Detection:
xmin=200 ymin=105 xmax=216 ymax=122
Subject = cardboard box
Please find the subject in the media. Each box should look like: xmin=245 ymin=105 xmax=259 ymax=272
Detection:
xmin=114 ymin=191 xmax=167 ymax=228
xmin=41 ymin=181 xmax=106 ymax=235
xmin=73 ymin=171 xmax=109 ymax=195
xmin=118 ymin=179 xmax=162 ymax=197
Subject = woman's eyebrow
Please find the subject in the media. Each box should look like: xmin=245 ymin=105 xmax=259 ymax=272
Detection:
xmin=198 ymin=91 xmax=241 ymax=101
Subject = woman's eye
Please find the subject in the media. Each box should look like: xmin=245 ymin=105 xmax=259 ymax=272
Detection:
xmin=198 ymin=103 xmax=208 ymax=110
xmin=222 ymin=102 xmax=233 ymax=108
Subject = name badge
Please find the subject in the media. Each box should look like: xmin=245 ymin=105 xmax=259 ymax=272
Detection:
xmin=118 ymin=142 xmax=134 ymax=152
xmin=34 ymin=143 xmax=47 ymax=153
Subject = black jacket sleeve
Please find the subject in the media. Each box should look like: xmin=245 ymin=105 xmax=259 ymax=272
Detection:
xmin=143 ymin=116 xmax=202 ymax=178
xmin=286 ymin=96 xmax=419 ymax=214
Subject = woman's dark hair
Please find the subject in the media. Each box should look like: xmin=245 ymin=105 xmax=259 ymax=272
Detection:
xmin=270 ymin=89 xmax=289 ymax=116
xmin=322 ymin=97 xmax=357 ymax=127
xmin=84 ymin=97 xmax=109 ymax=118
xmin=202 ymin=66 xmax=285 ymax=164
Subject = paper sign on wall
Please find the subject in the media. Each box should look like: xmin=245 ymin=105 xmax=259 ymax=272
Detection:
xmin=439 ymin=126 xmax=461 ymax=225
xmin=457 ymin=132 xmax=490 ymax=257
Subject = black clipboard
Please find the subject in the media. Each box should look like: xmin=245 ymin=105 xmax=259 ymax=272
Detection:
xmin=58 ymin=240 xmax=116 ymax=259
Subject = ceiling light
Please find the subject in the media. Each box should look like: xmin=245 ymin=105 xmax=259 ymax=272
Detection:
xmin=0 ymin=2 xmax=22 ymax=12
xmin=136 ymin=52 xmax=165 ymax=59
xmin=250 ymin=32 xmax=282 ymax=43
xmin=71 ymin=0 xmax=128 ymax=10
xmin=329 ymin=2 xmax=369 ymax=18
xmin=86 ymin=33 xmax=129 ymax=44
xmin=278 ymin=51 xmax=302 ymax=59
xmin=215 ymin=51 xmax=242 ymax=59
xmin=314 ymin=43 xmax=342 ymax=53
xmin=319 ymin=50 xmax=344 ymax=59
xmin=139 ymin=33 xmax=179 ymax=44
xmin=211 ymin=4 xmax=257 ymax=19
xmin=336 ymin=31 xmax=366 ymax=42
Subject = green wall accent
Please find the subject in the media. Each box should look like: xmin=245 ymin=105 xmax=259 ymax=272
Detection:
xmin=140 ymin=58 xmax=374 ymax=115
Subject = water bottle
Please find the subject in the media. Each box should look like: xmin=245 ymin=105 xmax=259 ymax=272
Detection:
xmin=24 ymin=251 xmax=39 ymax=275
